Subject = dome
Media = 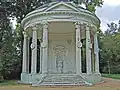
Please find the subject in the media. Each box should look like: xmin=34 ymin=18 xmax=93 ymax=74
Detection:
xmin=21 ymin=1 xmax=100 ymax=29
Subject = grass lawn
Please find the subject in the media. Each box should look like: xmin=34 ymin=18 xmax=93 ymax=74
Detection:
xmin=0 ymin=80 xmax=18 ymax=86
xmin=0 ymin=78 xmax=120 ymax=90
xmin=0 ymin=74 xmax=120 ymax=86
xmin=102 ymin=74 xmax=120 ymax=79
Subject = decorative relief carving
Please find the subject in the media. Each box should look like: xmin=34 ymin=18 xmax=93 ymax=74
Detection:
xmin=53 ymin=45 xmax=67 ymax=56
xmin=89 ymin=43 xmax=92 ymax=49
xmin=77 ymin=41 xmax=82 ymax=48
xmin=41 ymin=42 xmax=47 ymax=48
xmin=31 ymin=43 xmax=35 ymax=50
xmin=53 ymin=45 xmax=67 ymax=74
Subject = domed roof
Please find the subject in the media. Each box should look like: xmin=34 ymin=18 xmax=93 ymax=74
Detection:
xmin=21 ymin=1 xmax=100 ymax=29
xmin=26 ymin=2 xmax=97 ymax=18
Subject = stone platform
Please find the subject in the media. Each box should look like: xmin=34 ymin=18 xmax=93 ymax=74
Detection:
xmin=32 ymin=74 xmax=91 ymax=86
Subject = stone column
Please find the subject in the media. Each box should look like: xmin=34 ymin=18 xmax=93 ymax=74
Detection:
xmin=41 ymin=22 xmax=48 ymax=74
xmin=39 ymin=38 xmax=42 ymax=74
xmin=75 ymin=22 xmax=82 ymax=74
xmin=94 ymin=32 xmax=100 ymax=74
xmin=86 ymin=25 xmax=92 ymax=74
xmin=31 ymin=26 xmax=37 ymax=74
xmin=27 ymin=37 xmax=30 ymax=73
xmin=22 ymin=31 xmax=28 ymax=73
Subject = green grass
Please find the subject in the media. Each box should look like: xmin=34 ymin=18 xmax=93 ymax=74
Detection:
xmin=102 ymin=74 xmax=120 ymax=79
xmin=0 ymin=80 xmax=18 ymax=86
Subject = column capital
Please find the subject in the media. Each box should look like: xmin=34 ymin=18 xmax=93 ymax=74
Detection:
xmin=23 ymin=31 xmax=27 ymax=37
xmin=41 ymin=21 xmax=48 ymax=29
xmin=32 ymin=26 xmax=38 ymax=31
xmin=75 ymin=22 xmax=80 ymax=29
xmin=75 ymin=22 xmax=80 ymax=25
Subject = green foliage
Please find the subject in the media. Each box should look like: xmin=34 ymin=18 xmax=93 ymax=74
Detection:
xmin=0 ymin=80 xmax=18 ymax=86
xmin=99 ymin=21 xmax=120 ymax=74
xmin=0 ymin=5 xmax=21 ymax=80
xmin=83 ymin=0 xmax=103 ymax=13
xmin=102 ymin=74 xmax=120 ymax=79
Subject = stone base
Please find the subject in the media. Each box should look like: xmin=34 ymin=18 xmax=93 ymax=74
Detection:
xmin=32 ymin=74 xmax=88 ymax=86
xmin=20 ymin=73 xmax=102 ymax=85
xmin=81 ymin=73 xmax=102 ymax=84
xmin=21 ymin=73 xmax=43 ymax=84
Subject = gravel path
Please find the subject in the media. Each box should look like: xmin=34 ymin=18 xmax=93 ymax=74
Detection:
xmin=0 ymin=78 xmax=120 ymax=90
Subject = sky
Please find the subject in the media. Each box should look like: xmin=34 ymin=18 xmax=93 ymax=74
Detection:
xmin=11 ymin=0 xmax=120 ymax=32
xmin=96 ymin=0 xmax=120 ymax=32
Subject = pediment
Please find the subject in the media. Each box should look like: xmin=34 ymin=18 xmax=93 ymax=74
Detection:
xmin=45 ymin=2 xmax=79 ymax=12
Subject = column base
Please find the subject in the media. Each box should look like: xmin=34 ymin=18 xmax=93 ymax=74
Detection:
xmin=20 ymin=73 xmax=43 ymax=84
xmin=81 ymin=73 xmax=102 ymax=84
xmin=21 ymin=73 xmax=30 ymax=84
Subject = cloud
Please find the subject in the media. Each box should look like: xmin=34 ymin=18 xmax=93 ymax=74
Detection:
xmin=103 ymin=0 xmax=120 ymax=6
xmin=96 ymin=2 xmax=120 ymax=32
xmin=96 ymin=4 xmax=120 ymax=20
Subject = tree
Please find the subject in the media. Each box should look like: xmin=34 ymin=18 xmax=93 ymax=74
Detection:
xmin=99 ymin=21 xmax=120 ymax=74
xmin=0 ymin=0 xmax=103 ymax=80
xmin=0 ymin=4 xmax=21 ymax=79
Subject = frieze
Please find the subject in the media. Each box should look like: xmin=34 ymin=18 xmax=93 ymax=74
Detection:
xmin=51 ymin=16 xmax=73 ymax=19
xmin=22 ymin=11 xmax=99 ymax=29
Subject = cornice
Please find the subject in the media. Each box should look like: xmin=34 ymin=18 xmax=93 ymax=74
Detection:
xmin=21 ymin=11 xmax=99 ymax=29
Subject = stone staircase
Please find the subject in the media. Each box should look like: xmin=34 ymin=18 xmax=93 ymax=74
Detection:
xmin=33 ymin=74 xmax=89 ymax=86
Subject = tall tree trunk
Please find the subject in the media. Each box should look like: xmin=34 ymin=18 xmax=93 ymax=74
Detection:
xmin=108 ymin=60 xmax=111 ymax=74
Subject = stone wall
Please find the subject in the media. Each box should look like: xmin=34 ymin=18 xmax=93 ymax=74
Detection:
xmin=48 ymin=40 xmax=76 ymax=74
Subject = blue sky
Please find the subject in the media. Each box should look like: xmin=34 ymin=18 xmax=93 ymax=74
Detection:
xmin=96 ymin=0 xmax=120 ymax=32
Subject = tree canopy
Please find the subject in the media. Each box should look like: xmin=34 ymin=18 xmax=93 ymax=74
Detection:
xmin=99 ymin=20 xmax=120 ymax=74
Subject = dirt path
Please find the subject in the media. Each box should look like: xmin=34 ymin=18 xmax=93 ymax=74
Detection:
xmin=0 ymin=78 xmax=120 ymax=90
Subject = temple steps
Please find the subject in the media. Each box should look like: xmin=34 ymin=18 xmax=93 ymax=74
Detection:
xmin=33 ymin=74 xmax=90 ymax=86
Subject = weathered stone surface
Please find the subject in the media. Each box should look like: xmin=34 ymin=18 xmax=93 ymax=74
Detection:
xmin=34 ymin=74 xmax=88 ymax=86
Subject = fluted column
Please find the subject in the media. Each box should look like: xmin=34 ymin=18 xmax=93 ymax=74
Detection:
xmin=94 ymin=32 xmax=100 ymax=74
xmin=27 ymin=37 xmax=30 ymax=73
xmin=39 ymin=38 xmax=42 ymax=74
xmin=86 ymin=25 xmax=92 ymax=74
xmin=22 ymin=32 xmax=28 ymax=73
xmin=31 ymin=27 xmax=37 ymax=74
xmin=41 ymin=22 xmax=48 ymax=74
xmin=75 ymin=22 xmax=82 ymax=74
